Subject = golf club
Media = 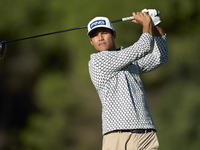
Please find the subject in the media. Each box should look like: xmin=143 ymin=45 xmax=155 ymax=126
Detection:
xmin=0 ymin=11 xmax=160 ymax=59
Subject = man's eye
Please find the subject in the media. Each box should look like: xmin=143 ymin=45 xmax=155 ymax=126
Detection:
xmin=90 ymin=34 xmax=97 ymax=38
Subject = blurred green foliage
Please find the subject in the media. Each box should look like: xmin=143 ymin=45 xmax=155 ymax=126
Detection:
xmin=0 ymin=0 xmax=200 ymax=150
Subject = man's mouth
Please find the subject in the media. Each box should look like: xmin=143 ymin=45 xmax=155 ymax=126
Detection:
xmin=99 ymin=43 xmax=106 ymax=46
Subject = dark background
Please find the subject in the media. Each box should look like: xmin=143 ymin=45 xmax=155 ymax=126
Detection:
xmin=0 ymin=0 xmax=200 ymax=149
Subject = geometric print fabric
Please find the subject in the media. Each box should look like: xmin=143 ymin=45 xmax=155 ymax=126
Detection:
xmin=88 ymin=33 xmax=168 ymax=135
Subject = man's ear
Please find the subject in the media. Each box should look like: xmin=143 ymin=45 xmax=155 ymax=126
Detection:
xmin=113 ymin=31 xmax=116 ymax=39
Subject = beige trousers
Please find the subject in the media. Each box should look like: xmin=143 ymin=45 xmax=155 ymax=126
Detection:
xmin=102 ymin=131 xmax=159 ymax=150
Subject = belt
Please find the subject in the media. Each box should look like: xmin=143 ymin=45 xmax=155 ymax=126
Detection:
xmin=105 ymin=129 xmax=156 ymax=135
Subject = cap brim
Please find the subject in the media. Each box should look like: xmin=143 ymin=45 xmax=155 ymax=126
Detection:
xmin=87 ymin=26 xmax=114 ymax=36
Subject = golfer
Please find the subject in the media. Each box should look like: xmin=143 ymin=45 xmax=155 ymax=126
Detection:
xmin=87 ymin=9 xmax=168 ymax=150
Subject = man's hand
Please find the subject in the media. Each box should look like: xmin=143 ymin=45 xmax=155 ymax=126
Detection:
xmin=142 ymin=9 xmax=161 ymax=26
xmin=141 ymin=9 xmax=164 ymax=36
xmin=132 ymin=12 xmax=152 ymax=35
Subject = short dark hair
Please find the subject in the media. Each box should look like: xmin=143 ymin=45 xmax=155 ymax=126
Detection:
xmin=89 ymin=28 xmax=114 ymax=38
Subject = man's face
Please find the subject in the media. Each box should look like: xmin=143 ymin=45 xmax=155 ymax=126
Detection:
xmin=89 ymin=28 xmax=116 ymax=52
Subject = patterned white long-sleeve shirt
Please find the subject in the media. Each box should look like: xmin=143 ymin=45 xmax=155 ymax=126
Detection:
xmin=88 ymin=33 xmax=168 ymax=135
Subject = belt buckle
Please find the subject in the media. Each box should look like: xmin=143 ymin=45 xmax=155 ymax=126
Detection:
xmin=131 ymin=129 xmax=149 ymax=133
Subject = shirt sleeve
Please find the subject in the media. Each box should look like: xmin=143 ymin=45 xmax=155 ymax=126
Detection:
xmin=89 ymin=33 xmax=153 ymax=75
xmin=137 ymin=34 xmax=169 ymax=74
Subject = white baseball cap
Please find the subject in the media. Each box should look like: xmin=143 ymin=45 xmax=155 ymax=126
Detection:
xmin=87 ymin=16 xmax=114 ymax=36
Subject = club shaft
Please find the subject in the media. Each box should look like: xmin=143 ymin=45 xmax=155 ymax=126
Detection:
xmin=3 ymin=10 xmax=160 ymax=44
xmin=6 ymin=25 xmax=87 ymax=43
xmin=5 ymin=16 xmax=135 ymax=44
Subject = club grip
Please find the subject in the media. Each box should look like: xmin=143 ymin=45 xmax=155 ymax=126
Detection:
xmin=121 ymin=11 xmax=160 ymax=22
xmin=122 ymin=16 xmax=134 ymax=21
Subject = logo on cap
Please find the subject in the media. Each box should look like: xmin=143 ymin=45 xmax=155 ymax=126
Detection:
xmin=90 ymin=20 xmax=106 ymax=29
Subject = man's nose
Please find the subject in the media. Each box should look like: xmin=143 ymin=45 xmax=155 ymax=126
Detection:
xmin=98 ymin=33 xmax=104 ymax=40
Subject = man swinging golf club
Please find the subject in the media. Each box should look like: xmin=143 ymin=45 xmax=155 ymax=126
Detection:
xmin=87 ymin=9 xmax=168 ymax=150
